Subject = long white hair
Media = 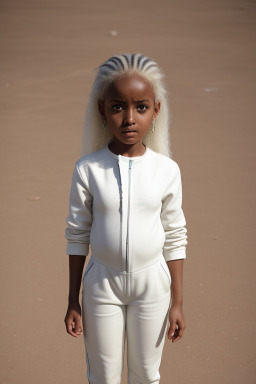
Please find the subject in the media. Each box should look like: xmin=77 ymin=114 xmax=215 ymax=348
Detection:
xmin=80 ymin=53 xmax=171 ymax=158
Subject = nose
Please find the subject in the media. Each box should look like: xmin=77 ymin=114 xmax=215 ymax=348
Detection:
xmin=124 ymin=107 xmax=135 ymax=126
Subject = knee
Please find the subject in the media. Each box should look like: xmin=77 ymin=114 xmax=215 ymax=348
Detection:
xmin=128 ymin=367 xmax=160 ymax=383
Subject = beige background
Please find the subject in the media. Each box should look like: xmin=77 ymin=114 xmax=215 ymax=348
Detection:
xmin=1 ymin=0 xmax=255 ymax=383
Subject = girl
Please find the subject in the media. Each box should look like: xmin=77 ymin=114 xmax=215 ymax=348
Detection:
xmin=64 ymin=53 xmax=188 ymax=384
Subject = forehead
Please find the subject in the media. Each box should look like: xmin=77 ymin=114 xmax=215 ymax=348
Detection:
xmin=105 ymin=73 xmax=155 ymax=101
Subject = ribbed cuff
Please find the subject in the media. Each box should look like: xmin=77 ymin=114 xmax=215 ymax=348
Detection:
xmin=66 ymin=242 xmax=89 ymax=256
xmin=163 ymin=248 xmax=186 ymax=262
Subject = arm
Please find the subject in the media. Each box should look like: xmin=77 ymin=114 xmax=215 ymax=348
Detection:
xmin=167 ymin=259 xmax=186 ymax=342
xmin=160 ymin=163 xmax=188 ymax=342
xmin=64 ymin=255 xmax=86 ymax=338
xmin=64 ymin=162 xmax=93 ymax=338
xmin=160 ymin=163 xmax=187 ymax=262
xmin=65 ymin=163 xmax=93 ymax=256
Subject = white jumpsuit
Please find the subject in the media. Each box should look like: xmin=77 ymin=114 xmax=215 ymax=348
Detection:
xmin=65 ymin=145 xmax=188 ymax=384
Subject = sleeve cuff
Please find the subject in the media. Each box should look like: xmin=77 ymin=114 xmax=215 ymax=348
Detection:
xmin=66 ymin=242 xmax=89 ymax=256
xmin=163 ymin=248 xmax=186 ymax=262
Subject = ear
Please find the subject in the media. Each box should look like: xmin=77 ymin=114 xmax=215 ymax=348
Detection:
xmin=153 ymin=101 xmax=161 ymax=120
xmin=98 ymin=100 xmax=106 ymax=120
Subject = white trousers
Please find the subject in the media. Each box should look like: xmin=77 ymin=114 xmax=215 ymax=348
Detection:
xmin=82 ymin=255 xmax=171 ymax=384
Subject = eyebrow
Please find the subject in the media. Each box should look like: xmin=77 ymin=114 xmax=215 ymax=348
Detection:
xmin=110 ymin=99 xmax=151 ymax=103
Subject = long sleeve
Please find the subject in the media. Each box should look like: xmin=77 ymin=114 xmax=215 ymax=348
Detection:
xmin=65 ymin=163 xmax=93 ymax=256
xmin=160 ymin=163 xmax=188 ymax=262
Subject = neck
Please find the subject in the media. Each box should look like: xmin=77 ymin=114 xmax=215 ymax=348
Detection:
xmin=108 ymin=141 xmax=146 ymax=157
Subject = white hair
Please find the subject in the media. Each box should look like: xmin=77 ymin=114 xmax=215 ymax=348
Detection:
xmin=80 ymin=53 xmax=171 ymax=158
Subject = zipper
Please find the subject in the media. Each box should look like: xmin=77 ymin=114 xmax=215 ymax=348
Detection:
xmin=125 ymin=159 xmax=132 ymax=272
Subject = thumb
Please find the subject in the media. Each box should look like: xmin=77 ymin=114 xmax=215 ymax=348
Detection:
xmin=74 ymin=316 xmax=82 ymax=335
xmin=168 ymin=321 xmax=176 ymax=339
xmin=67 ymin=320 xmax=78 ymax=338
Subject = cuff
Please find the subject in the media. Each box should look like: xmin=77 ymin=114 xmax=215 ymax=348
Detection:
xmin=163 ymin=248 xmax=186 ymax=262
xmin=66 ymin=242 xmax=89 ymax=256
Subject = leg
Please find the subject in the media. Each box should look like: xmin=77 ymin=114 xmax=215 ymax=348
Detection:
xmin=82 ymin=260 xmax=126 ymax=384
xmin=83 ymin=302 xmax=126 ymax=384
xmin=126 ymin=260 xmax=171 ymax=383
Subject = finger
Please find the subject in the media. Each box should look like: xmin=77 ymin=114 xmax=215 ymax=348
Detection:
xmin=167 ymin=322 xmax=177 ymax=340
xmin=71 ymin=312 xmax=82 ymax=335
xmin=67 ymin=323 xmax=78 ymax=337
xmin=172 ymin=323 xmax=186 ymax=342
xmin=177 ymin=319 xmax=186 ymax=337
xmin=65 ymin=319 xmax=78 ymax=338
xmin=74 ymin=319 xmax=83 ymax=335
xmin=178 ymin=325 xmax=185 ymax=339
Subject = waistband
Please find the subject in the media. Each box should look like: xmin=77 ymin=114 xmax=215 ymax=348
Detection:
xmin=90 ymin=253 xmax=166 ymax=274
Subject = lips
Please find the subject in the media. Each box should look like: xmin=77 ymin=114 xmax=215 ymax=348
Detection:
xmin=122 ymin=130 xmax=137 ymax=137
xmin=122 ymin=129 xmax=137 ymax=133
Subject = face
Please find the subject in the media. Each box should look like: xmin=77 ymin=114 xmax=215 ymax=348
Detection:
xmin=98 ymin=74 xmax=160 ymax=151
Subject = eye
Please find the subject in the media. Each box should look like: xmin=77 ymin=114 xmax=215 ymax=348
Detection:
xmin=112 ymin=104 xmax=124 ymax=111
xmin=137 ymin=104 xmax=148 ymax=112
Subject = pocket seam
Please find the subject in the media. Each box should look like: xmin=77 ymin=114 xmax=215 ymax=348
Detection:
xmin=160 ymin=261 xmax=171 ymax=286
xmin=82 ymin=262 xmax=94 ymax=283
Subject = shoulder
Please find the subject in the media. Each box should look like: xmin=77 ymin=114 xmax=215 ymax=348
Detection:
xmin=147 ymin=148 xmax=180 ymax=173
xmin=75 ymin=147 xmax=109 ymax=170
xmin=71 ymin=147 xmax=110 ymax=184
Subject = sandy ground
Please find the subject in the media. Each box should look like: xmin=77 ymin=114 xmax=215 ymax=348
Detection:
xmin=1 ymin=0 xmax=256 ymax=383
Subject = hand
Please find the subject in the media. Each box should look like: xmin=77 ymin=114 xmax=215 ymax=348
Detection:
xmin=167 ymin=303 xmax=186 ymax=342
xmin=64 ymin=301 xmax=83 ymax=338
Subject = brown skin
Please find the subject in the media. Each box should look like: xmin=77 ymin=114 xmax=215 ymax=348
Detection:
xmin=64 ymin=74 xmax=186 ymax=342
xmin=98 ymin=73 xmax=160 ymax=157
xmin=64 ymin=255 xmax=85 ymax=338
xmin=167 ymin=259 xmax=186 ymax=342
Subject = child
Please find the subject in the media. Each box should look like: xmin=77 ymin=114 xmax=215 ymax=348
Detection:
xmin=64 ymin=53 xmax=188 ymax=384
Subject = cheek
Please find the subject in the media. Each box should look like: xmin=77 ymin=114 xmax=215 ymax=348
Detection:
xmin=107 ymin=113 xmax=122 ymax=127
xmin=138 ymin=113 xmax=153 ymax=127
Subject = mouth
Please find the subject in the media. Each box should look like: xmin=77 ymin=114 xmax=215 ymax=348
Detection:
xmin=121 ymin=129 xmax=137 ymax=137
xmin=122 ymin=129 xmax=137 ymax=133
